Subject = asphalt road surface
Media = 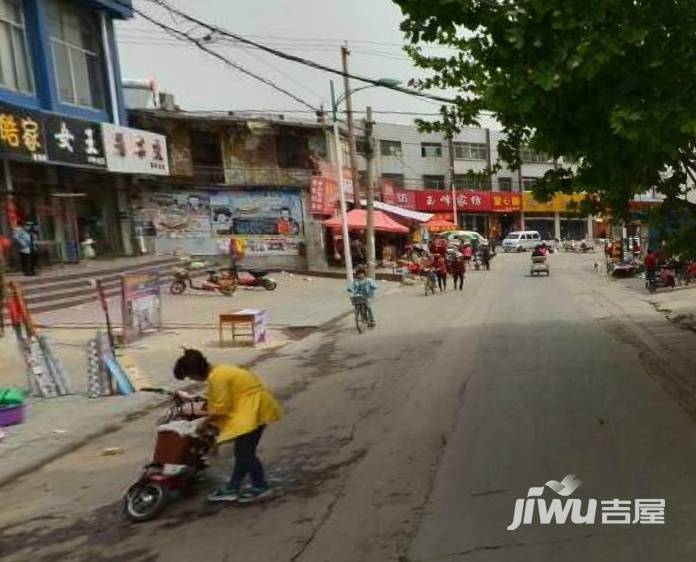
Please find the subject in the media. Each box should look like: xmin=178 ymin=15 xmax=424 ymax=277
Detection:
xmin=2 ymin=253 xmax=696 ymax=562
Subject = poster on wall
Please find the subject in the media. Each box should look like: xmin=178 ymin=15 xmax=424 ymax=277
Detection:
xmin=209 ymin=190 xmax=303 ymax=237
xmin=131 ymin=191 xmax=212 ymax=238
xmin=121 ymin=271 xmax=162 ymax=343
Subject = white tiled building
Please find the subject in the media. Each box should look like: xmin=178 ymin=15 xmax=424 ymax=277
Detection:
xmin=356 ymin=122 xmax=556 ymax=192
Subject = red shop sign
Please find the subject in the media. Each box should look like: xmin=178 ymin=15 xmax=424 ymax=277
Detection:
xmin=491 ymin=192 xmax=522 ymax=213
xmin=309 ymin=176 xmax=337 ymax=216
xmin=413 ymin=190 xmax=492 ymax=212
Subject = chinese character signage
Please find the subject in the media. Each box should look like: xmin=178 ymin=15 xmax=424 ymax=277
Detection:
xmin=102 ymin=124 xmax=169 ymax=176
xmin=413 ymin=190 xmax=493 ymax=212
xmin=0 ymin=102 xmax=47 ymax=162
xmin=46 ymin=115 xmax=106 ymax=168
xmin=309 ymin=176 xmax=337 ymax=216
xmin=491 ymin=192 xmax=522 ymax=212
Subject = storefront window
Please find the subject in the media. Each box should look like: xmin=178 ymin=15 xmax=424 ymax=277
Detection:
xmin=0 ymin=0 xmax=33 ymax=93
xmin=48 ymin=0 xmax=105 ymax=109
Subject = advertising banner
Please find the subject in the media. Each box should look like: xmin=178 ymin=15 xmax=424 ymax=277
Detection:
xmin=121 ymin=271 xmax=162 ymax=343
xmin=102 ymin=123 xmax=169 ymax=175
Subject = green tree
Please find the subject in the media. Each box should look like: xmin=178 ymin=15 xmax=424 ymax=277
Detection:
xmin=395 ymin=0 xmax=696 ymax=250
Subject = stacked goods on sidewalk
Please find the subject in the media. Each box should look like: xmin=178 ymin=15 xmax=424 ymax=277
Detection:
xmin=0 ymin=387 xmax=27 ymax=428
xmin=5 ymin=282 xmax=70 ymax=398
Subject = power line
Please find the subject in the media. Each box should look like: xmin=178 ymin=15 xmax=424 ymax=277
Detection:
xmin=142 ymin=0 xmax=457 ymax=105
xmin=115 ymin=0 xmax=319 ymax=112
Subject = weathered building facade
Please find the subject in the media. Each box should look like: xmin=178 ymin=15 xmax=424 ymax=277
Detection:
xmin=128 ymin=109 xmax=337 ymax=270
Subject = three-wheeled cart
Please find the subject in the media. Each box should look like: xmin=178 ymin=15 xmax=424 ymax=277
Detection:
xmin=530 ymin=255 xmax=550 ymax=276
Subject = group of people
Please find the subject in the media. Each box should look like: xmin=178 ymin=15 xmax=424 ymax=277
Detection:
xmin=406 ymin=239 xmax=493 ymax=293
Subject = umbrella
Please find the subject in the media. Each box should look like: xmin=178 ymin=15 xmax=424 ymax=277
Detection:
xmin=322 ymin=209 xmax=409 ymax=233
xmin=427 ymin=219 xmax=458 ymax=233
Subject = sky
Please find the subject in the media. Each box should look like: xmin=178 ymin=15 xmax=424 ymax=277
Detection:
xmin=115 ymin=0 xmax=467 ymax=127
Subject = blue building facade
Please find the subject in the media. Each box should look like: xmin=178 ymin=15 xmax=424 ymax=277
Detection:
xmin=0 ymin=0 xmax=172 ymax=265
xmin=0 ymin=0 xmax=132 ymax=124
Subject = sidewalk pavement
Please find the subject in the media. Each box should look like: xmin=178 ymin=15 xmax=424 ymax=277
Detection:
xmin=0 ymin=273 xmax=400 ymax=487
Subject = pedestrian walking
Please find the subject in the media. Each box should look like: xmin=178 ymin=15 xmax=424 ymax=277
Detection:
xmin=460 ymin=242 xmax=473 ymax=270
xmin=12 ymin=223 xmax=37 ymax=276
xmin=451 ymin=253 xmax=465 ymax=290
xmin=433 ymin=253 xmax=448 ymax=292
xmin=173 ymin=349 xmax=282 ymax=503
xmin=350 ymin=236 xmax=365 ymax=266
xmin=481 ymin=245 xmax=491 ymax=271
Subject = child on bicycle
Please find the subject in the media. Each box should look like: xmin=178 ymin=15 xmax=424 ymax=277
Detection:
xmin=348 ymin=266 xmax=377 ymax=327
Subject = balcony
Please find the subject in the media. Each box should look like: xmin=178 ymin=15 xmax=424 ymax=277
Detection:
xmin=225 ymin=166 xmax=315 ymax=187
xmin=192 ymin=164 xmax=226 ymax=184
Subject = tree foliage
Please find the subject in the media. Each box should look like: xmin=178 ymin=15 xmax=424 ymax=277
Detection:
xmin=395 ymin=0 xmax=696 ymax=233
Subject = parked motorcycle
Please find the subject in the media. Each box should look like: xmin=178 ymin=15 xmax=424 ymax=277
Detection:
xmin=169 ymin=268 xmax=236 ymax=296
xmin=235 ymin=269 xmax=278 ymax=291
xmin=121 ymin=388 xmax=216 ymax=522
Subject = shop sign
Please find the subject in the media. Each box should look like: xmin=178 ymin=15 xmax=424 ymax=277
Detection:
xmin=0 ymin=102 xmax=47 ymax=163
xmin=491 ymin=192 xmax=522 ymax=213
xmin=522 ymin=192 xmax=585 ymax=213
xmin=413 ymin=190 xmax=493 ymax=212
xmin=46 ymin=115 xmax=106 ymax=168
xmin=102 ymin=124 xmax=169 ymax=175
xmin=309 ymin=176 xmax=337 ymax=216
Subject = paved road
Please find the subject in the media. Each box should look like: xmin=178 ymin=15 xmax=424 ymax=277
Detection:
xmin=2 ymin=253 xmax=696 ymax=562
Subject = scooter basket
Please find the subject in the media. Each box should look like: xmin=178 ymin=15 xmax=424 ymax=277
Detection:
xmin=153 ymin=431 xmax=199 ymax=465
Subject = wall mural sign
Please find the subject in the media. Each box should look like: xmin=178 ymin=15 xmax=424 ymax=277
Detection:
xmin=45 ymin=115 xmax=106 ymax=168
xmin=210 ymin=190 xmax=303 ymax=237
xmin=0 ymin=102 xmax=47 ymax=163
xmin=130 ymin=191 xmax=212 ymax=238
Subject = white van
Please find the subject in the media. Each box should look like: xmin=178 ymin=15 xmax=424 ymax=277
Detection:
xmin=502 ymin=231 xmax=542 ymax=252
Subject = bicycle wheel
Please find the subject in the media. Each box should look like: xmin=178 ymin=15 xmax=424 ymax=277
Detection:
xmin=354 ymin=305 xmax=365 ymax=333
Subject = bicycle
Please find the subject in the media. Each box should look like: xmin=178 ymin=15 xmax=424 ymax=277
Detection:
xmin=423 ymin=269 xmax=437 ymax=296
xmin=351 ymin=295 xmax=374 ymax=333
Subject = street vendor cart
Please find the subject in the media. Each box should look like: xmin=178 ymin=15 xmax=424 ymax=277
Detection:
xmin=530 ymin=255 xmax=550 ymax=276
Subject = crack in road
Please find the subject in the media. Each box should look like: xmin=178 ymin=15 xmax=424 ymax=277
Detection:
xmin=289 ymin=406 xmax=378 ymax=562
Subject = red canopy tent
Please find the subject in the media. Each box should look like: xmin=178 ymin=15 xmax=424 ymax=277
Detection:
xmin=323 ymin=209 xmax=409 ymax=233
xmin=426 ymin=218 xmax=457 ymax=232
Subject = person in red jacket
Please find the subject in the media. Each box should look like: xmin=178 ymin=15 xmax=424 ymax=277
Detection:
xmin=644 ymin=250 xmax=658 ymax=279
xmin=433 ymin=253 xmax=448 ymax=292
xmin=451 ymin=253 xmax=465 ymax=290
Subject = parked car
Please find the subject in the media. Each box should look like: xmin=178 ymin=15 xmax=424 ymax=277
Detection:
xmin=502 ymin=230 xmax=542 ymax=252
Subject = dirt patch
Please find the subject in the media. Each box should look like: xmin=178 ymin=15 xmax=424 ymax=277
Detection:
xmin=282 ymin=326 xmax=319 ymax=340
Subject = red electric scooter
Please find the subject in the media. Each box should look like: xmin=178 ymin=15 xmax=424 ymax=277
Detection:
xmin=120 ymin=388 xmax=216 ymax=522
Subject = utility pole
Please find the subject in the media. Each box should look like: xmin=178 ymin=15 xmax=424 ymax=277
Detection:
xmin=447 ymin=134 xmax=458 ymax=227
xmin=365 ymin=106 xmax=376 ymax=278
xmin=341 ymin=44 xmax=361 ymax=209
xmin=330 ymin=81 xmax=354 ymax=283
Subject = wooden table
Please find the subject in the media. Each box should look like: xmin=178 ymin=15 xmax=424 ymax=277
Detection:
xmin=218 ymin=309 xmax=267 ymax=346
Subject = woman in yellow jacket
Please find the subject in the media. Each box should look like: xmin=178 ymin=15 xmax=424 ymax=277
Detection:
xmin=173 ymin=349 xmax=281 ymax=503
